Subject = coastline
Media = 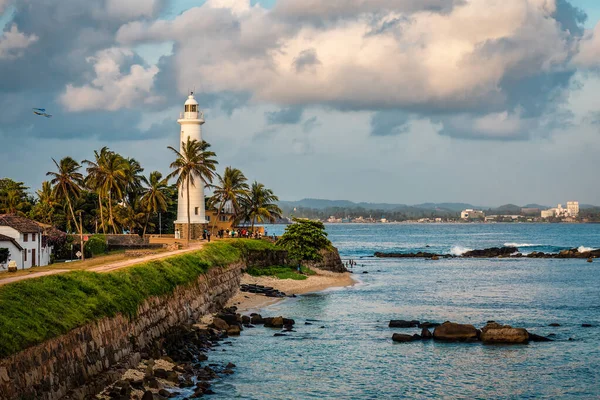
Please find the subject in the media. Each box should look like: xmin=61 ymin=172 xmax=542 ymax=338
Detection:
xmin=226 ymin=268 xmax=357 ymax=313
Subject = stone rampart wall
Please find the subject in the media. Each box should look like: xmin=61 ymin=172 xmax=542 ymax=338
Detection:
xmin=0 ymin=263 xmax=243 ymax=400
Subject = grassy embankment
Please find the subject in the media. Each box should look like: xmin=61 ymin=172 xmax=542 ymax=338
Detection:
xmin=0 ymin=239 xmax=276 ymax=359
xmin=246 ymin=265 xmax=316 ymax=280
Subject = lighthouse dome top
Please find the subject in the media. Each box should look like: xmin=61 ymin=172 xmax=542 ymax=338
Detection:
xmin=184 ymin=93 xmax=199 ymax=106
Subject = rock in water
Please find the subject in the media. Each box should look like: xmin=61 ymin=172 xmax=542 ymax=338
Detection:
xmin=211 ymin=317 xmax=229 ymax=331
xmin=389 ymin=320 xmax=420 ymax=328
xmin=462 ymin=247 xmax=518 ymax=258
xmin=421 ymin=328 xmax=433 ymax=340
xmin=528 ymin=333 xmax=553 ymax=342
xmin=392 ymin=333 xmax=418 ymax=342
xmin=227 ymin=325 xmax=241 ymax=336
xmin=433 ymin=322 xmax=480 ymax=342
xmin=480 ymin=322 xmax=529 ymax=344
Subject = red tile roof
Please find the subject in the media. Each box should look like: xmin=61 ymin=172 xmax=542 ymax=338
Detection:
xmin=0 ymin=214 xmax=42 ymax=233
xmin=0 ymin=233 xmax=24 ymax=251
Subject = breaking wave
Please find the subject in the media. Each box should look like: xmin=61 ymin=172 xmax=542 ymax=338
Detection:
xmin=503 ymin=243 xmax=541 ymax=248
xmin=578 ymin=246 xmax=596 ymax=253
xmin=450 ymin=246 xmax=473 ymax=256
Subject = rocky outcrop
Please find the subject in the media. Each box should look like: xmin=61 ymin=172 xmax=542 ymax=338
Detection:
xmin=305 ymin=248 xmax=348 ymax=273
xmin=375 ymin=246 xmax=600 ymax=259
xmin=389 ymin=320 xmax=420 ymax=328
xmin=0 ymin=263 xmax=244 ymax=400
xmin=392 ymin=333 xmax=421 ymax=343
xmin=462 ymin=247 xmax=518 ymax=258
xmin=433 ymin=322 xmax=480 ymax=342
xmin=480 ymin=322 xmax=529 ymax=344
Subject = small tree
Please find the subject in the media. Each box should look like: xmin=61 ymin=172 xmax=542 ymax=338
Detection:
xmin=276 ymin=218 xmax=332 ymax=262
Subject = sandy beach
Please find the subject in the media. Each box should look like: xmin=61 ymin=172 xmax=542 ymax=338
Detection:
xmin=226 ymin=268 xmax=357 ymax=313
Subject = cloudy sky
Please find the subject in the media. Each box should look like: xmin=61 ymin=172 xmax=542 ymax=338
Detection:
xmin=1 ymin=0 xmax=599 ymax=206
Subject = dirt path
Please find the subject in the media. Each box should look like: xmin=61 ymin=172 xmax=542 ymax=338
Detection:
xmin=89 ymin=243 xmax=204 ymax=273
xmin=0 ymin=243 xmax=204 ymax=286
xmin=0 ymin=270 xmax=70 ymax=286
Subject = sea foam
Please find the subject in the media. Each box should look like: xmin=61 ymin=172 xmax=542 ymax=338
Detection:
xmin=578 ymin=246 xmax=596 ymax=253
xmin=504 ymin=243 xmax=540 ymax=248
xmin=450 ymin=246 xmax=473 ymax=256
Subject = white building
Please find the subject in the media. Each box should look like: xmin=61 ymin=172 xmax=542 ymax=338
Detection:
xmin=0 ymin=215 xmax=52 ymax=270
xmin=174 ymin=93 xmax=208 ymax=240
xmin=461 ymin=209 xmax=485 ymax=220
xmin=541 ymin=202 xmax=579 ymax=219
xmin=567 ymin=201 xmax=579 ymax=217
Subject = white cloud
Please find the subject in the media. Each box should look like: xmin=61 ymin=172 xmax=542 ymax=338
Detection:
xmin=573 ymin=22 xmax=600 ymax=68
xmin=59 ymin=47 xmax=159 ymax=112
xmin=0 ymin=24 xmax=38 ymax=60
xmin=118 ymin=0 xmax=571 ymax=113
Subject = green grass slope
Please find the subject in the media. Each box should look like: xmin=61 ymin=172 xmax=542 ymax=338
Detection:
xmin=0 ymin=239 xmax=277 ymax=358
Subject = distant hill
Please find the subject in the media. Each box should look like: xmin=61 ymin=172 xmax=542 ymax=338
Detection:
xmin=523 ymin=204 xmax=549 ymax=210
xmin=278 ymin=198 xmax=599 ymax=216
xmin=413 ymin=203 xmax=484 ymax=212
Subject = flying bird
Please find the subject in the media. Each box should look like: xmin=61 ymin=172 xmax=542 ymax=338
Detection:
xmin=32 ymin=108 xmax=52 ymax=118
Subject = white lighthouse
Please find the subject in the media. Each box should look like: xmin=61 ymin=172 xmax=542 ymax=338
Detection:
xmin=174 ymin=93 xmax=207 ymax=239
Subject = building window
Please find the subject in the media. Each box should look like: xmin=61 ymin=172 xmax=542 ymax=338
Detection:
xmin=220 ymin=215 xmax=228 ymax=222
xmin=24 ymin=233 xmax=28 ymax=242
xmin=195 ymin=207 xmax=199 ymax=215
xmin=191 ymin=105 xmax=197 ymax=112
xmin=24 ymin=251 xmax=27 ymax=261
xmin=32 ymin=233 xmax=36 ymax=242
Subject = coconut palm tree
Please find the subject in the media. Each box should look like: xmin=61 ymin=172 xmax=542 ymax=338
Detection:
xmin=208 ymin=167 xmax=249 ymax=234
xmin=101 ymin=152 xmax=128 ymax=233
xmin=47 ymin=157 xmax=85 ymax=259
xmin=140 ymin=171 xmax=169 ymax=235
xmin=167 ymin=139 xmax=218 ymax=245
xmin=47 ymin=157 xmax=84 ymax=233
xmin=240 ymin=181 xmax=282 ymax=233
xmin=83 ymin=147 xmax=112 ymax=234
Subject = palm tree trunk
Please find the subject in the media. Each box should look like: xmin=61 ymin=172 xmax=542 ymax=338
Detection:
xmin=212 ymin=200 xmax=223 ymax=236
xmin=98 ymin=194 xmax=106 ymax=234
xmin=66 ymin=194 xmax=79 ymax=235
xmin=108 ymin=191 xmax=117 ymax=234
xmin=186 ymin=177 xmax=191 ymax=246
xmin=143 ymin=212 xmax=150 ymax=236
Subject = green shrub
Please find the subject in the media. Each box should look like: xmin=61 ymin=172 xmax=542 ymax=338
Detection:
xmin=85 ymin=235 xmax=107 ymax=256
xmin=276 ymin=218 xmax=332 ymax=261
xmin=0 ymin=240 xmax=255 ymax=358
xmin=246 ymin=265 xmax=315 ymax=280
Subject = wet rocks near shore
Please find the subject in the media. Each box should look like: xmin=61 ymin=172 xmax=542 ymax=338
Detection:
xmin=375 ymin=246 xmax=600 ymax=259
xmin=95 ymin=306 xmax=300 ymax=400
xmin=389 ymin=320 xmax=555 ymax=345
xmin=240 ymin=283 xmax=288 ymax=298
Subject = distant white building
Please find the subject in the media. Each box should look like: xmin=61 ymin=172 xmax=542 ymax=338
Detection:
xmin=461 ymin=209 xmax=485 ymax=220
xmin=542 ymin=202 xmax=579 ymax=219
xmin=0 ymin=215 xmax=52 ymax=270
xmin=567 ymin=201 xmax=579 ymax=217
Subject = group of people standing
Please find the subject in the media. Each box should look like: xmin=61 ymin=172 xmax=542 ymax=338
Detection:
xmin=203 ymin=228 xmax=270 ymax=241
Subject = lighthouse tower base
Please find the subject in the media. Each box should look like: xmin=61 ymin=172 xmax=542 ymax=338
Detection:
xmin=175 ymin=223 xmax=208 ymax=241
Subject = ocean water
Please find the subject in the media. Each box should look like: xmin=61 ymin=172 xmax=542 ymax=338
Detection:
xmin=193 ymin=224 xmax=600 ymax=399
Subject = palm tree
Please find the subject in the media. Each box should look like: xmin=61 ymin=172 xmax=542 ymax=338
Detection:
xmin=123 ymin=158 xmax=144 ymax=204
xmin=47 ymin=157 xmax=84 ymax=233
xmin=83 ymin=147 xmax=111 ymax=234
xmin=240 ymin=181 xmax=282 ymax=233
xmin=140 ymin=171 xmax=169 ymax=235
xmin=167 ymin=139 xmax=218 ymax=245
xmin=102 ymin=152 xmax=128 ymax=233
xmin=47 ymin=157 xmax=85 ymax=260
xmin=208 ymin=167 xmax=249 ymax=234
